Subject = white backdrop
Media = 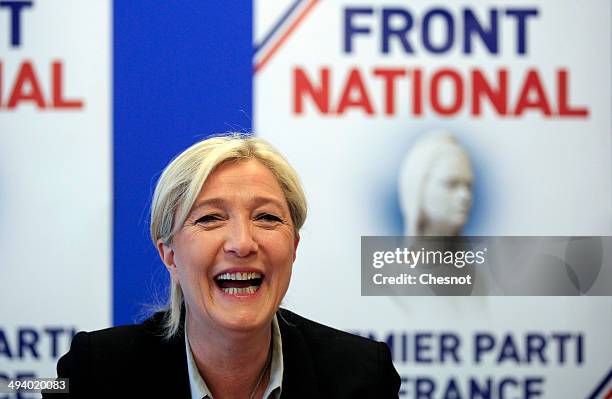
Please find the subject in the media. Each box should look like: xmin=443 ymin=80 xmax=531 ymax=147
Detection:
xmin=0 ymin=0 xmax=111 ymax=392
xmin=255 ymin=1 xmax=612 ymax=397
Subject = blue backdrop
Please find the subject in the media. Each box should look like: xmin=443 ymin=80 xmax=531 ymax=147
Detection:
xmin=113 ymin=1 xmax=253 ymax=326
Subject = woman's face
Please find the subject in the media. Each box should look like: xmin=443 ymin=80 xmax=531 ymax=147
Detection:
xmin=421 ymin=150 xmax=473 ymax=234
xmin=159 ymin=159 xmax=299 ymax=334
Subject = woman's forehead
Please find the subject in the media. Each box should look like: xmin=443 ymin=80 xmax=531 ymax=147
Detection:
xmin=429 ymin=153 xmax=473 ymax=180
xmin=194 ymin=159 xmax=288 ymax=207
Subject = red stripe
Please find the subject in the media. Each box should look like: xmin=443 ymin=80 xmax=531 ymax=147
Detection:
xmin=605 ymin=388 xmax=612 ymax=399
xmin=254 ymin=0 xmax=319 ymax=74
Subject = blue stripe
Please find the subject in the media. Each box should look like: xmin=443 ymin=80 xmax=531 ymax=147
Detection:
xmin=253 ymin=0 xmax=303 ymax=56
xmin=587 ymin=367 xmax=612 ymax=399
xmin=113 ymin=1 xmax=253 ymax=326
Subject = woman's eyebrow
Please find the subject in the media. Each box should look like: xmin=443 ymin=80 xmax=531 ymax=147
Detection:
xmin=191 ymin=197 xmax=225 ymax=211
xmin=249 ymin=196 xmax=286 ymax=210
xmin=191 ymin=196 xmax=286 ymax=212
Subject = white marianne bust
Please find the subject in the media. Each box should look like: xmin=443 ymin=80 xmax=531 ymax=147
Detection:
xmin=398 ymin=131 xmax=474 ymax=236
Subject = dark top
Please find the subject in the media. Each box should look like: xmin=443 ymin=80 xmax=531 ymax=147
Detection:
xmin=44 ymin=308 xmax=400 ymax=398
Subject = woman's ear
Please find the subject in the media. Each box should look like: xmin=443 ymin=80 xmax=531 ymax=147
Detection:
xmin=157 ymin=239 xmax=176 ymax=277
xmin=293 ymin=233 xmax=300 ymax=261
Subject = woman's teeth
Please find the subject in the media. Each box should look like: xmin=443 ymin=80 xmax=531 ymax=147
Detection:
xmin=222 ymin=286 xmax=260 ymax=294
xmin=216 ymin=272 xmax=262 ymax=280
xmin=215 ymin=271 xmax=263 ymax=294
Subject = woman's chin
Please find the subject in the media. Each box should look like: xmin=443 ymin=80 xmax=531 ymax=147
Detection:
xmin=210 ymin=293 xmax=275 ymax=333
xmin=213 ymin=308 xmax=271 ymax=334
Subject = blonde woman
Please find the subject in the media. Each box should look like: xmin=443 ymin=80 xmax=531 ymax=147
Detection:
xmin=47 ymin=134 xmax=400 ymax=399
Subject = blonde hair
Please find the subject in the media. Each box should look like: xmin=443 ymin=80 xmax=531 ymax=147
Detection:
xmin=150 ymin=133 xmax=307 ymax=338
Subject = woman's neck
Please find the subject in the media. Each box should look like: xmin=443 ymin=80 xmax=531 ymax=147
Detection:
xmin=186 ymin=312 xmax=272 ymax=399
xmin=421 ymin=221 xmax=461 ymax=236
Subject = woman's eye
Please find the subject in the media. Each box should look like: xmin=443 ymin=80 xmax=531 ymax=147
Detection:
xmin=256 ymin=213 xmax=282 ymax=223
xmin=446 ymin=179 xmax=459 ymax=189
xmin=194 ymin=214 xmax=223 ymax=225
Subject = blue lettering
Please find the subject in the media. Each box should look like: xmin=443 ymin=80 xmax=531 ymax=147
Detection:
xmin=526 ymin=333 xmax=547 ymax=364
xmin=416 ymin=377 xmax=435 ymax=399
xmin=475 ymin=333 xmax=495 ymax=363
xmin=0 ymin=330 xmax=12 ymax=359
xmin=576 ymin=334 xmax=583 ymax=365
xmin=18 ymin=328 xmax=39 ymax=359
xmin=443 ymin=379 xmax=461 ymax=399
xmin=381 ymin=8 xmax=413 ymax=54
xmin=401 ymin=332 xmax=408 ymax=363
xmin=498 ymin=378 xmax=519 ymax=398
xmin=403 ymin=374 xmax=546 ymax=399
xmin=525 ymin=377 xmax=544 ymax=398
xmin=464 ymin=9 xmax=498 ymax=54
xmin=440 ymin=333 xmax=461 ymax=363
xmin=0 ymin=327 xmax=76 ymax=360
xmin=415 ymin=333 xmax=433 ymax=363
xmin=343 ymin=6 xmax=539 ymax=55
xmin=497 ymin=335 xmax=520 ymax=364
xmin=505 ymin=8 xmax=538 ymax=55
xmin=551 ymin=333 xmax=571 ymax=365
xmin=399 ymin=376 xmax=408 ymax=397
xmin=422 ymin=9 xmax=454 ymax=53
xmin=44 ymin=327 xmax=63 ymax=358
xmin=469 ymin=378 xmax=492 ymax=399
xmin=0 ymin=1 xmax=33 ymax=47
xmin=343 ymin=7 xmax=373 ymax=53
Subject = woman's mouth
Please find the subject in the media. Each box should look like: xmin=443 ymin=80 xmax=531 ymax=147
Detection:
xmin=214 ymin=272 xmax=264 ymax=295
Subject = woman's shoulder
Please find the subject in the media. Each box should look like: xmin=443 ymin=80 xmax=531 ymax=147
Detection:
xmin=277 ymin=308 xmax=390 ymax=365
xmin=277 ymin=308 xmax=380 ymax=350
xmin=44 ymin=311 xmax=189 ymax=398
xmin=70 ymin=311 xmax=173 ymax=351
xmin=276 ymin=308 xmax=400 ymax=397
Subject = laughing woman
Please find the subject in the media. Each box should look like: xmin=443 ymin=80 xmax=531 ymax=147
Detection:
xmin=46 ymin=134 xmax=400 ymax=399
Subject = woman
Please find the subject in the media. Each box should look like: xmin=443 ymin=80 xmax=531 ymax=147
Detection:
xmin=47 ymin=134 xmax=400 ymax=398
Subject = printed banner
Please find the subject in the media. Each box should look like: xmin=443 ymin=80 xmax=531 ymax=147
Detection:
xmin=0 ymin=0 xmax=112 ymax=393
xmin=254 ymin=1 xmax=612 ymax=397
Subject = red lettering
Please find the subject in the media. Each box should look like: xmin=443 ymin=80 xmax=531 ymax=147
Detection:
xmin=7 ymin=61 xmax=45 ymax=109
xmin=471 ymin=69 xmax=508 ymax=115
xmin=514 ymin=69 xmax=552 ymax=116
xmin=337 ymin=68 xmax=374 ymax=115
xmin=557 ymin=69 xmax=588 ymax=117
xmin=412 ymin=69 xmax=423 ymax=115
xmin=294 ymin=67 xmax=329 ymax=114
xmin=290 ymin=66 xmax=587 ymax=119
xmin=430 ymin=69 xmax=463 ymax=116
xmin=373 ymin=68 xmax=406 ymax=115
xmin=52 ymin=62 xmax=83 ymax=109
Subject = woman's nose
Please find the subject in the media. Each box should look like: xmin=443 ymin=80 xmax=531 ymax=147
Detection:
xmin=457 ymin=185 xmax=470 ymax=198
xmin=223 ymin=218 xmax=258 ymax=257
xmin=455 ymin=184 xmax=472 ymax=204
